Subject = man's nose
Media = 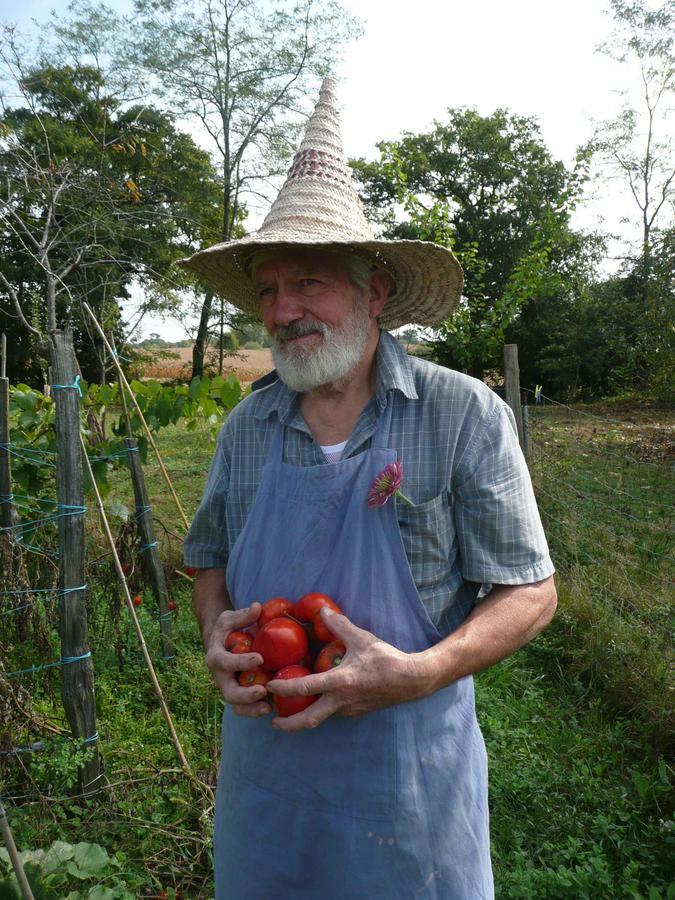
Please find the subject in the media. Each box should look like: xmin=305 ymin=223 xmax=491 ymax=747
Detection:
xmin=268 ymin=285 xmax=305 ymax=326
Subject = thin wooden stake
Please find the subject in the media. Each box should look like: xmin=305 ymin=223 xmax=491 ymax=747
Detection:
xmin=0 ymin=797 xmax=35 ymax=900
xmin=126 ymin=436 xmax=175 ymax=661
xmin=81 ymin=303 xmax=189 ymax=532
xmin=0 ymin=376 xmax=19 ymax=531
xmin=111 ymin=336 xmax=174 ymax=657
xmin=1 ymin=334 xmax=6 ymax=379
xmin=79 ymin=434 xmax=213 ymax=808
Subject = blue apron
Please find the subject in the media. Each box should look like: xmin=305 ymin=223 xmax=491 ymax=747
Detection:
xmin=214 ymin=400 xmax=494 ymax=899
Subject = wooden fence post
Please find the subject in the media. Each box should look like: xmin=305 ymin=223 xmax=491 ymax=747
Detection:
xmin=50 ymin=328 xmax=102 ymax=796
xmin=503 ymin=344 xmax=526 ymax=459
xmin=125 ymin=437 xmax=175 ymax=661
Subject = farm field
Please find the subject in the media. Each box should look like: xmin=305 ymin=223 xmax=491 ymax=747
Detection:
xmin=1 ymin=397 xmax=672 ymax=898
xmin=140 ymin=346 xmax=274 ymax=384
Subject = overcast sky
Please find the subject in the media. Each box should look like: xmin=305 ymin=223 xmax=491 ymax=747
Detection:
xmin=1 ymin=0 xmax=669 ymax=340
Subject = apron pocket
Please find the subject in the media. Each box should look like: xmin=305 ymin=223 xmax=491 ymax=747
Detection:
xmin=231 ymin=708 xmax=398 ymax=821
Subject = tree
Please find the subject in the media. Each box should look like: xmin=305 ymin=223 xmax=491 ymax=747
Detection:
xmin=592 ymin=0 xmax=674 ymax=282
xmin=118 ymin=0 xmax=361 ymax=377
xmin=0 ymin=33 xmax=221 ymax=384
xmin=352 ymin=109 xmax=591 ymax=378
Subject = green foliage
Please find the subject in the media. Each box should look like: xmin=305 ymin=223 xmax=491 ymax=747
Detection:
xmin=7 ymin=375 xmax=241 ymax=515
xmin=0 ymin=840 xmax=135 ymax=899
xmin=352 ymin=108 xmax=591 ymax=377
xmin=0 ymin=47 xmax=222 ymax=385
xmin=219 ymin=331 xmax=239 ymax=351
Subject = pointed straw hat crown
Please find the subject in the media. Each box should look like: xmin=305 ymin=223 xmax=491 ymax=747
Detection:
xmin=178 ymin=78 xmax=463 ymax=329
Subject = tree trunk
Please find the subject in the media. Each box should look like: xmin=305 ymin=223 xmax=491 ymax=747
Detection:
xmin=192 ymin=290 xmax=214 ymax=379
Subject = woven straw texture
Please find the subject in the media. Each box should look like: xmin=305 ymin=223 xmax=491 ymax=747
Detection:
xmin=178 ymin=78 xmax=463 ymax=329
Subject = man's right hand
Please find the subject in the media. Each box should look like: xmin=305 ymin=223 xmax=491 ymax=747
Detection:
xmin=204 ymin=603 xmax=272 ymax=717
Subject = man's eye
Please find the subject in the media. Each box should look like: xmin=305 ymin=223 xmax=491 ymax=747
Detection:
xmin=258 ymin=286 xmax=274 ymax=298
xmin=300 ymin=278 xmax=320 ymax=287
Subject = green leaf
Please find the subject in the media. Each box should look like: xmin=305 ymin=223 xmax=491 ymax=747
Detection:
xmin=85 ymin=888 xmax=118 ymax=899
xmin=42 ymin=841 xmax=75 ymax=875
xmin=69 ymin=843 xmax=110 ymax=879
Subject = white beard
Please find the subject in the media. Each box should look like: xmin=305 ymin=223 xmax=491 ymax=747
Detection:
xmin=271 ymin=299 xmax=371 ymax=392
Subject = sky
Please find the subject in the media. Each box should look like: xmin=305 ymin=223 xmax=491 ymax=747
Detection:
xmin=1 ymin=0 xmax=668 ymax=340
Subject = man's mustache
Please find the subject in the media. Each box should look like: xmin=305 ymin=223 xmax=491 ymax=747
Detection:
xmin=275 ymin=321 xmax=327 ymax=343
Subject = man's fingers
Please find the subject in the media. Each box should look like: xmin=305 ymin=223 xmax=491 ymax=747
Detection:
xmin=266 ymin=671 xmax=329 ymax=697
xmin=271 ymin=694 xmax=338 ymax=733
xmin=231 ymin=699 xmax=272 ymax=718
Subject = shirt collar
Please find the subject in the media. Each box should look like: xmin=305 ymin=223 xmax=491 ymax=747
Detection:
xmin=252 ymin=329 xmax=418 ymax=423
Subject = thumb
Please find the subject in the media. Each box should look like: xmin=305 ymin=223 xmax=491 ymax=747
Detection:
xmin=319 ymin=607 xmax=363 ymax=641
xmin=221 ymin=602 xmax=261 ymax=632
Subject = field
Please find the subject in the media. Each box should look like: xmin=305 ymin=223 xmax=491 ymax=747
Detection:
xmin=1 ymin=396 xmax=673 ymax=898
xmin=140 ymin=346 xmax=274 ymax=384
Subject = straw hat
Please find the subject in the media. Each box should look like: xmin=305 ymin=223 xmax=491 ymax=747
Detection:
xmin=178 ymin=78 xmax=463 ymax=329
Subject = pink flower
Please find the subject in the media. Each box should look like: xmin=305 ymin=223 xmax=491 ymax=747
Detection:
xmin=367 ymin=461 xmax=413 ymax=508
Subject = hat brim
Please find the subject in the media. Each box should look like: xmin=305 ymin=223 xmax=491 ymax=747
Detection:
xmin=177 ymin=237 xmax=463 ymax=330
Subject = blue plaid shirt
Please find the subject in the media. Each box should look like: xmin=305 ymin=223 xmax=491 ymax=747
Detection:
xmin=184 ymin=331 xmax=554 ymax=635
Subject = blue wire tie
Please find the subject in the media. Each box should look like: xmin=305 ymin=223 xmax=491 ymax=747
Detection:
xmin=158 ymin=612 xmax=172 ymax=621
xmin=82 ymin=731 xmax=99 ymax=745
xmin=51 ymin=374 xmax=82 ymax=397
xmin=58 ymin=584 xmax=87 ymax=595
xmin=112 ymin=350 xmax=132 ymax=362
xmin=162 ymin=655 xmax=176 ymax=661
xmin=6 ymin=650 xmax=91 ymax=678
xmin=141 ymin=541 xmax=158 ymax=551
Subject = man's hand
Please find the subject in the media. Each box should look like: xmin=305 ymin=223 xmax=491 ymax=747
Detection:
xmin=266 ymin=608 xmax=428 ymax=733
xmin=204 ymin=602 xmax=272 ymax=718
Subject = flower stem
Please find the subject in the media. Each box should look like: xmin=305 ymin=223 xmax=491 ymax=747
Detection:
xmin=396 ymin=490 xmax=415 ymax=507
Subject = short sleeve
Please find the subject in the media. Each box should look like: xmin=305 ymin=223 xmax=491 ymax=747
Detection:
xmin=182 ymin=424 xmax=231 ymax=568
xmin=453 ymin=403 xmax=555 ymax=585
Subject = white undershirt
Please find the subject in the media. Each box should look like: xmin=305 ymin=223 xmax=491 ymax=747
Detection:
xmin=321 ymin=439 xmax=348 ymax=464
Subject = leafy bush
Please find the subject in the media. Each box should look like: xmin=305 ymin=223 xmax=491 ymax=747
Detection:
xmin=0 ymin=840 xmax=138 ymax=898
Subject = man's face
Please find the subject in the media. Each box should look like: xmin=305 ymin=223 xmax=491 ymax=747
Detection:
xmin=254 ymin=249 xmax=374 ymax=392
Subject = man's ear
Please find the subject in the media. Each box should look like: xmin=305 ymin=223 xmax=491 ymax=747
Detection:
xmin=368 ymin=268 xmax=391 ymax=319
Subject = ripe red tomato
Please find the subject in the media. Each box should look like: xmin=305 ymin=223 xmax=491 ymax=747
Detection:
xmin=168 ymin=600 xmax=177 ymax=611
xmin=313 ymin=640 xmax=346 ymax=673
xmin=238 ymin=667 xmax=272 ymax=688
xmin=184 ymin=566 xmax=197 ymax=577
xmin=132 ymin=594 xmax=142 ymax=607
xmin=225 ymin=630 xmax=253 ymax=654
xmin=294 ymin=592 xmax=340 ymax=622
xmin=273 ymin=665 xmax=318 ymax=717
xmin=294 ymin=593 xmax=342 ymax=642
xmin=258 ymin=597 xmax=293 ymax=629
xmin=252 ymin=619 xmax=308 ymax=671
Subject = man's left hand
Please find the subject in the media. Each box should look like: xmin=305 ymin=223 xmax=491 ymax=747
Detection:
xmin=266 ymin=608 xmax=428 ymax=733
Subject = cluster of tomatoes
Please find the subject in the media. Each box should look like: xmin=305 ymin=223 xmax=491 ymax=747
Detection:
xmin=225 ymin=592 xmax=346 ymax=717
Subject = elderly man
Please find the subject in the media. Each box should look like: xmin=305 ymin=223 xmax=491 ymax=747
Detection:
xmin=181 ymin=79 xmax=556 ymax=900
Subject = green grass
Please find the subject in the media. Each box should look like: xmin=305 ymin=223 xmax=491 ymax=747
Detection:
xmin=1 ymin=404 xmax=673 ymax=898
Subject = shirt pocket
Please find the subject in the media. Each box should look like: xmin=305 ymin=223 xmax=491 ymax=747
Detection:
xmin=396 ymin=491 xmax=456 ymax=590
